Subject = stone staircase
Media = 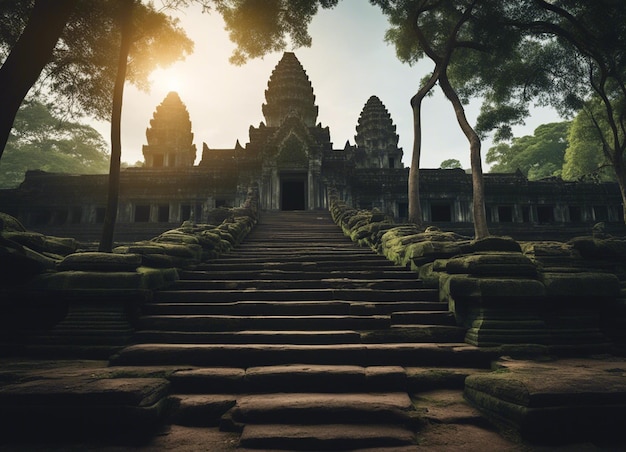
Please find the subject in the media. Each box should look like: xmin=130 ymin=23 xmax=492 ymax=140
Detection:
xmin=109 ymin=210 xmax=494 ymax=450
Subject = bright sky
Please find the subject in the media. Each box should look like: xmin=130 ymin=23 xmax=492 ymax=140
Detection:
xmin=92 ymin=2 xmax=561 ymax=169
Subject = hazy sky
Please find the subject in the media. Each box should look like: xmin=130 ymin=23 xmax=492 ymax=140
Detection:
xmin=92 ymin=2 xmax=561 ymax=168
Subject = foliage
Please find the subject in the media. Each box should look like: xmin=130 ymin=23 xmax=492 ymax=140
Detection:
xmin=0 ymin=0 xmax=194 ymax=120
xmin=486 ymin=121 xmax=570 ymax=180
xmin=562 ymin=106 xmax=616 ymax=182
xmin=0 ymin=100 xmax=109 ymax=188
xmin=217 ymin=0 xmax=339 ymax=65
xmin=440 ymin=158 xmax=462 ymax=169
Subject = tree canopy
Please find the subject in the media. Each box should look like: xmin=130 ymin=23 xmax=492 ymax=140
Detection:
xmin=486 ymin=121 xmax=570 ymax=180
xmin=0 ymin=0 xmax=193 ymax=120
xmin=0 ymin=100 xmax=109 ymax=188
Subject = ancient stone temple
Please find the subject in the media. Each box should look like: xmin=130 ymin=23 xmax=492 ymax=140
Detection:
xmin=0 ymin=51 xmax=623 ymax=240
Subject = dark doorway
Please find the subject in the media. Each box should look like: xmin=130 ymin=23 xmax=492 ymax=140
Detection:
xmin=281 ymin=178 xmax=306 ymax=210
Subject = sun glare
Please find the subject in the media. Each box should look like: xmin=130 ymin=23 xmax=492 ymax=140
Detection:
xmin=151 ymin=69 xmax=184 ymax=96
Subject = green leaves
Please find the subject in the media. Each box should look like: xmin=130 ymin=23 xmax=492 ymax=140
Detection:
xmin=0 ymin=100 xmax=109 ymax=188
xmin=218 ymin=0 xmax=339 ymax=65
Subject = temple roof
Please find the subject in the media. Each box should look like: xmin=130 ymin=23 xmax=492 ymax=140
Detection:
xmin=262 ymin=52 xmax=319 ymax=128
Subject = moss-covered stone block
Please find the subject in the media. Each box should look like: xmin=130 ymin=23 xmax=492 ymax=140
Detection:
xmin=469 ymin=236 xmax=521 ymax=253
xmin=569 ymin=236 xmax=626 ymax=261
xmin=57 ymin=252 xmax=142 ymax=272
xmin=541 ymin=272 xmax=620 ymax=298
xmin=440 ymin=274 xmax=546 ymax=303
xmin=445 ymin=252 xmax=538 ymax=277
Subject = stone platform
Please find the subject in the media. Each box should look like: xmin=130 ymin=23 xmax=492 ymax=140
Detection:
xmin=1 ymin=356 xmax=626 ymax=450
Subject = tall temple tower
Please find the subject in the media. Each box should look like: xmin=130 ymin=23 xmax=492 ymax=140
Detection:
xmin=246 ymin=52 xmax=332 ymax=210
xmin=354 ymin=95 xmax=403 ymax=169
xmin=142 ymin=91 xmax=196 ymax=168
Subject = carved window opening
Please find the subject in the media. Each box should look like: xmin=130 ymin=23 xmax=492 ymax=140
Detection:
xmin=158 ymin=204 xmax=170 ymax=222
xmin=181 ymin=204 xmax=192 ymax=221
xmin=70 ymin=207 xmax=82 ymax=224
xmin=593 ymin=205 xmax=608 ymax=221
xmin=135 ymin=205 xmax=150 ymax=222
xmin=569 ymin=206 xmax=582 ymax=222
xmin=498 ymin=206 xmax=513 ymax=223
xmin=95 ymin=207 xmax=106 ymax=224
xmin=537 ymin=205 xmax=554 ymax=224
xmin=431 ymin=203 xmax=452 ymax=222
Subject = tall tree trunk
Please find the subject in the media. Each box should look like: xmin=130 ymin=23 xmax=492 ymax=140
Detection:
xmin=0 ymin=0 xmax=78 ymax=158
xmin=439 ymin=73 xmax=490 ymax=239
xmin=408 ymin=71 xmax=440 ymax=226
xmin=610 ymin=154 xmax=626 ymax=224
xmin=99 ymin=0 xmax=135 ymax=252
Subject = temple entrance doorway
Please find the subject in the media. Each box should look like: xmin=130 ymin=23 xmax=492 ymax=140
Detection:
xmin=281 ymin=173 xmax=306 ymax=210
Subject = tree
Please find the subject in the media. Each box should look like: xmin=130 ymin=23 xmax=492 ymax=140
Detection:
xmin=562 ymin=105 xmax=616 ymax=182
xmin=0 ymin=0 xmax=194 ymax=159
xmin=0 ymin=100 xmax=109 ymax=188
xmin=486 ymin=121 xmax=570 ymax=180
xmin=217 ymin=0 xmax=340 ymax=65
xmin=372 ymin=0 xmax=525 ymax=238
xmin=440 ymin=158 xmax=462 ymax=169
xmin=0 ymin=0 xmax=78 ymax=160
xmin=471 ymin=1 xmax=626 ymax=222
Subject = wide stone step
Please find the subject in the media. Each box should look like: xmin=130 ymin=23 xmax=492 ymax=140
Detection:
xmin=153 ymin=288 xmax=439 ymax=303
xmin=169 ymin=365 xmax=409 ymax=394
xmin=209 ymin=254 xmax=387 ymax=264
xmin=391 ymin=311 xmax=457 ymax=326
xmin=228 ymin=392 xmax=416 ymax=425
xmin=138 ymin=314 xmax=391 ymax=332
xmin=133 ymin=330 xmax=363 ymax=345
xmin=195 ymin=260 xmax=398 ymax=272
xmin=109 ymin=343 xmax=496 ymax=367
xmin=142 ymin=300 xmax=447 ymax=316
xmin=178 ymin=269 xmax=416 ymax=281
xmin=172 ymin=278 xmax=424 ymax=291
xmin=228 ymin=247 xmax=375 ymax=255
xmin=238 ymin=423 xmax=416 ymax=450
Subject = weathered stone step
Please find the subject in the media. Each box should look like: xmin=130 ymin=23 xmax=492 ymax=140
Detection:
xmin=161 ymin=365 xmax=489 ymax=395
xmin=109 ymin=343 xmax=496 ymax=367
xmin=391 ymin=311 xmax=457 ymax=326
xmin=142 ymin=301 xmax=447 ymax=316
xmin=195 ymin=260 xmax=398 ymax=272
xmin=138 ymin=314 xmax=391 ymax=332
xmin=134 ymin=330 xmax=363 ymax=345
xmin=228 ymin=392 xmax=416 ymax=425
xmin=361 ymin=325 xmax=467 ymax=344
xmin=240 ymin=237 xmax=355 ymax=244
xmin=153 ymin=288 xmax=439 ymax=303
xmin=172 ymin=278 xmax=424 ymax=291
xmin=238 ymin=423 xmax=416 ymax=450
xmin=208 ymin=254 xmax=390 ymax=264
xmin=178 ymin=269 xmax=416 ymax=281
xmin=227 ymin=246 xmax=375 ymax=254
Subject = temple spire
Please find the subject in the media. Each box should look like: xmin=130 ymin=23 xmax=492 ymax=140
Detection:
xmin=142 ymin=91 xmax=196 ymax=168
xmin=262 ymin=52 xmax=318 ymax=127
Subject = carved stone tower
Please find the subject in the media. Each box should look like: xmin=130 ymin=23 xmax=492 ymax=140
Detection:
xmin=354 ymin=95 xmax=403 ymax=169
xmin=142 ymin=91 xmax=196 ymax=168
xmin=247 ymin=52 xmax=331 ymax=210
xmin=262 ymin=52 xmax=319 ymax=128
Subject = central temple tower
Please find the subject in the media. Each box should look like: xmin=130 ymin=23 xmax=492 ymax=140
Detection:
xmin=247 ymin=52 xmax=332 ymax=210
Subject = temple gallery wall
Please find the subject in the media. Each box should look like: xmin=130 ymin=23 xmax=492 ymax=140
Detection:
xmin=0 ymin=52 xmax=622 ymax=241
